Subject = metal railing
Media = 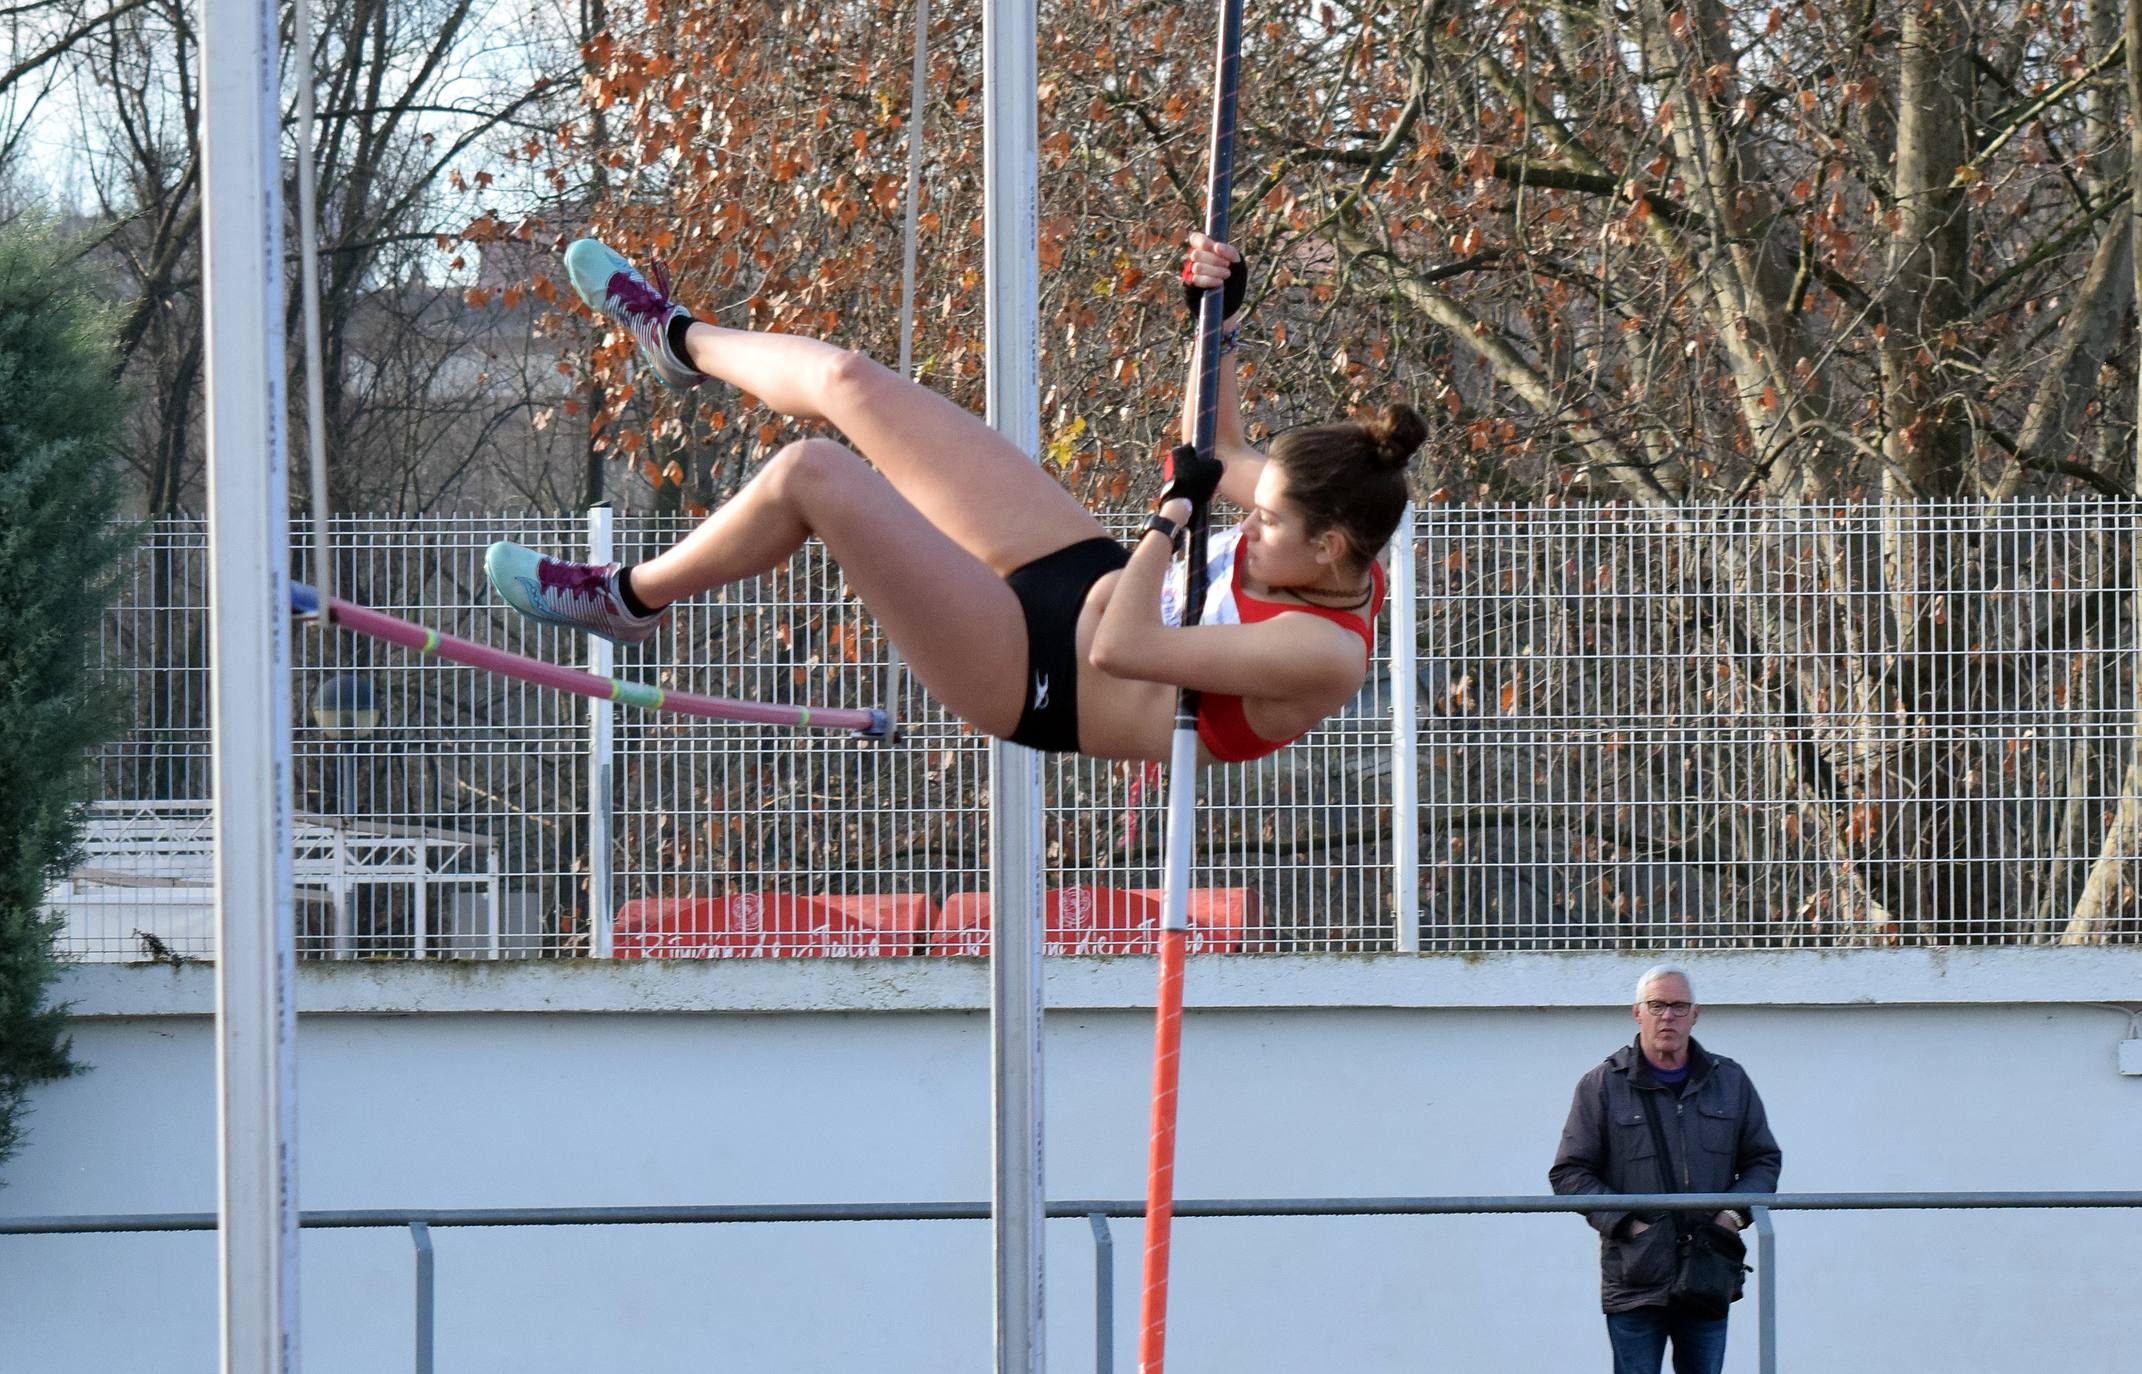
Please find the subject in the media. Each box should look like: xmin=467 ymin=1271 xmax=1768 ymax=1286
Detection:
xmin=8 ymin=1191 xmax=2138 ymax=1373
xmin=56 ymin=499 xmax=2142 ymax=959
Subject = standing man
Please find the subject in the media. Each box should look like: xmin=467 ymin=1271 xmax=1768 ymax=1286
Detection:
xmin=1550 ymin=964 xmax=1783 ymax=1374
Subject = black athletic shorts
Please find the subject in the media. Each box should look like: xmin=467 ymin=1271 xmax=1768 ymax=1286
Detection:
xmin=1002 ymin=536 xmax=1130 ymax=753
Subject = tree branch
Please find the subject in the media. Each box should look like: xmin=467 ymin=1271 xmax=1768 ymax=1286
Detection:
xmin=1954 ymin=34 xmax=2127 ymax=189
xmin=0 ymin=0 xmax=154 ymax=99
xmin=1331 ymin=218 xmax=1677 ymax=507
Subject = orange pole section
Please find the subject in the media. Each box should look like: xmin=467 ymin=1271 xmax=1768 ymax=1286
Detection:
xmin=1136 ymin=926 xmax=1189 ymax=1373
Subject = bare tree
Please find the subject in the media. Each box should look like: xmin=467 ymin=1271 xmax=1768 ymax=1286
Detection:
xmin=546 ymin=0 xmax=2142 ymax=945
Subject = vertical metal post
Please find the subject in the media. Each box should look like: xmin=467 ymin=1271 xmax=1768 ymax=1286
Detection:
xmin=292 ymin=0 xmax=331 ymax=607
xmin=877 ymin=0 xmax=934 ymax=740
xmin=896 ymin=0 xmax=931 ymax=390
xmin=410 ymin=1222 xmax=434 ymax=1374
xmin=484 ymin=846 xmax=503 ymax=960
xmin=587 ymin=505 xmax=617 ymax=958
xmin=1752 ymin=1205 xmax=1776 ymax=1374
xmin=1089 ymin=1212 xmax=1114 ymax=1374
xmin=1390 ymin=503 xmax=1420 ymax=951
xmin=330 ymin=817 xmax=350 ymax=960
xmin=983 ymin=0 xmax=1046 ymax=1367
xmin=201 ymin=0 xmax=300 ymax=1359
xmin=411 ymin=839 xmax=429 ymax=961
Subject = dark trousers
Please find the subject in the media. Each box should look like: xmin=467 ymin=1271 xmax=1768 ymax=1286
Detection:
xmin=1606 ymin=1306 xmax=1729 ymax=1374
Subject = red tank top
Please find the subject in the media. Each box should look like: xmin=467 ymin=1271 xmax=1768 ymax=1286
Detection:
xmin=1195 ymin=556 xmax=1384 ymax=764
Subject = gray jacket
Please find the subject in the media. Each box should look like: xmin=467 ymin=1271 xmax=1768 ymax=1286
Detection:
xmin=1548 ymin=1037 xmax=1782 ymax=1313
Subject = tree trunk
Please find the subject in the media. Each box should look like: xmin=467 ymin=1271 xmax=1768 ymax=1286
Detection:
xmin=2064 ymin=517 xmax=2142 ymax=943
xmin=2061 ymin=0 xmax=2142 ymax=944
xmin=1633 ymin=0 xmax=1842 ymax=500
xmin=1881 ymin=0 xmax=1973 ymax=500
xmin=1989 ymin=218 xmax=2134 ymax=501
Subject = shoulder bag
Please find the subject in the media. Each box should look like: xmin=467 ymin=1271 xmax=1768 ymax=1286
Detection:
xmin=1637 ymin=1087 xmax=1750 ymax=1320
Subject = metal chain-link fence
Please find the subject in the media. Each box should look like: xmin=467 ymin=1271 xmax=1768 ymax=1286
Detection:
xmin=53 ymin=502 xmax=2142 ymax=959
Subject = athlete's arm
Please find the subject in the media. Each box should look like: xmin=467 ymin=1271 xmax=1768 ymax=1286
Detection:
xmin=1089 ymin=500 xmax=1363 ymax=701
xmin=1179 ymin=232 xmax=1264 ymax=510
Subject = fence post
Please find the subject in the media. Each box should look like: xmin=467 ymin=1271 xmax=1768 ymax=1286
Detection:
xmin=330 ymin=821 xmax=350 ymax=959
xmin=1752 ymin=1205 xmax=1775 ymax=1374
xmin=411 ymin=837 xmax=429 ymax=960
xmin=410 ymin=1220 xmax=434 ymax=1374
xmin=485 ymin=844 xmax=502 ymax=960
xmin=1089 ymin=1211 xmax=1113 ymax=1374
xmin=1391 ymin=503 xmax=1420 ymax=951
xmin=586 ymin=505 xmax=616 ymax=959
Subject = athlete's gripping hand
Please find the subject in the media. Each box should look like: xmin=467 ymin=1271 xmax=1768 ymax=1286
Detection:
xmin=1180 ymin=232 xmax=1246 ymax=321
xmin=1159 ymin=442 xmax=1224 ymax=517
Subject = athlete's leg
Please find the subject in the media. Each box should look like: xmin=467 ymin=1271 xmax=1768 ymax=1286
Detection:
xmin=631 ymin=438 xmax=1031 ymax=736
xmin=564 ymin=237 xmax=1105 ymax=576
xmin=678 ymin=324 xmax=1105 ymax=576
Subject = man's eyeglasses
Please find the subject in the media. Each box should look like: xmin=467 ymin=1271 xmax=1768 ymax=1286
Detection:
xmin=1641 ymin=1000 xmax=1695 ymax=1017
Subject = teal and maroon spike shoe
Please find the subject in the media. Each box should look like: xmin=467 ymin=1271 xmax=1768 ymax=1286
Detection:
xmin=485 ymin=540 xmax=665 ymax=646
xmin=562 ymin=237 xmax=704 ymax=392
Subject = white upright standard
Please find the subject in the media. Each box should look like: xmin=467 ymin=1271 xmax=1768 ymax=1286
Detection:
xmin=982 ymin=0 xmax=1046 ymax=1368
xmin=587 ymin=505 xmax=617 ymax=958
xmin=200 ymin=0 xmax=302 ymax=1365
xmin=1390 ymin=503 xmax=1419 ymax=951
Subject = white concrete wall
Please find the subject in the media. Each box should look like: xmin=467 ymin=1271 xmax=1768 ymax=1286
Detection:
xmin=2 ymin=950 xmax=2139 ymax=1374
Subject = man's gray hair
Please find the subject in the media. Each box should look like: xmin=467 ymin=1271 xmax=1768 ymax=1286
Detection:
xmin=1634 ymin=963 xmax=1695 ymax=1004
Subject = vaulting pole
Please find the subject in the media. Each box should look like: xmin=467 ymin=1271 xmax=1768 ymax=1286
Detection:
xmin=982 ymin=0 xmax=1047 ymax=1368
xmin=1138 ymin=0 xmax=1243 ymax=1368
xmin=201 ymin=0 xmax=301 ymax=1362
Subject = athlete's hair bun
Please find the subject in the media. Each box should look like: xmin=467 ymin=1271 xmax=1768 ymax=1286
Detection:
xmin=1267 ymin=400 xmax=1419 ymax=564
xmin=1365 ymin=403 xmax=1427 ymax=470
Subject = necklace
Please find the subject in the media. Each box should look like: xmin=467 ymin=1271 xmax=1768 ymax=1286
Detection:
xmin=1284 ymin=580 xmax=1374 ymax=612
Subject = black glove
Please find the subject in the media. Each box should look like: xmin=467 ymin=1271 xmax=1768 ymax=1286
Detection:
xmin=1159 ymin=442 xmax=1223 ymax=513
xmin=1181 ymin=247 xmax=1248 ymax=321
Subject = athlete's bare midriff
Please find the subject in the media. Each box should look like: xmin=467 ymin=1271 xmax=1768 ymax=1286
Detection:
xmin=1065 ymin=568 xmax=1358 ymax=764
xmin=1061 ymin=569 xmax=1175 ymax=761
